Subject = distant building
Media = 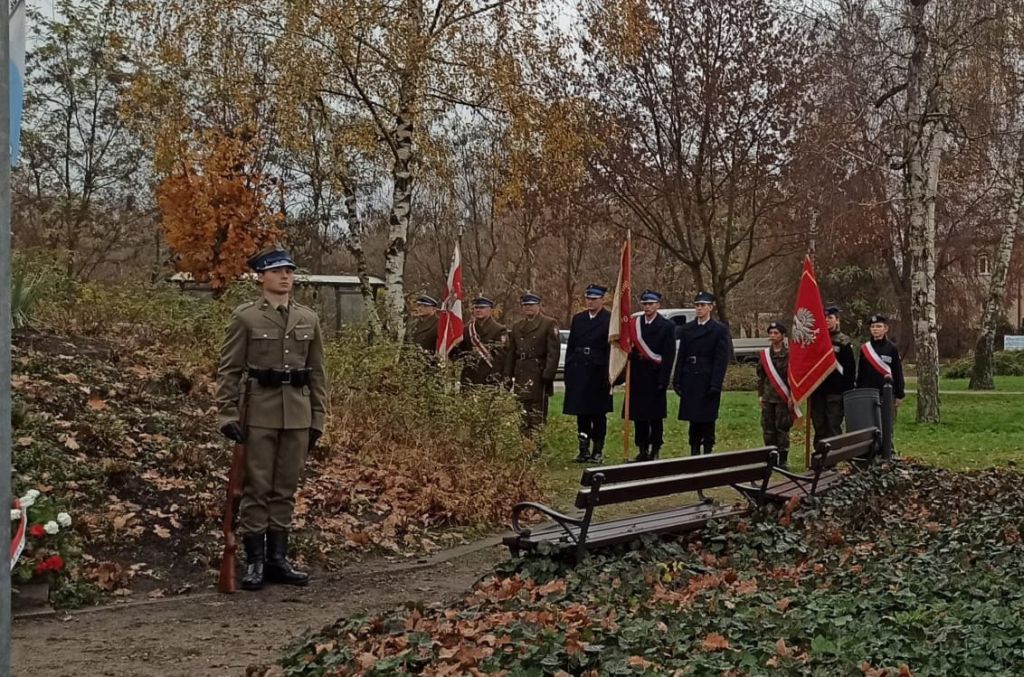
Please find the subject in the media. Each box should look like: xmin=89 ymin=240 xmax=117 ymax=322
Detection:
xmin=170 ymin=272 xmax=385 ymax=333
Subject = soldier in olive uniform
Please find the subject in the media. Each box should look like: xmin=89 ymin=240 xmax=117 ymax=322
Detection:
xmin=809 ymin=305 xmax=856 ymax=445
xmin=756 ymin=321 xmax=794 ymax=468
xmin=504 ymin=293 xmax=560 ymax=436
xmin=406 ymin=295 xmax=440 ymax=352
xmin=215 ymin=249 xmax=328 ymax=591
xmin=457 ymin=296 xmax=508 ymax=387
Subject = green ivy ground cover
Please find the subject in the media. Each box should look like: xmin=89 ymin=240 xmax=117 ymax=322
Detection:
xmin=280 ymin=462 xmax=1024 ymax=675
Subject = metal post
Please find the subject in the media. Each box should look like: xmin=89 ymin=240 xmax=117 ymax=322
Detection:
xmin=0 ymin=0 xmax=12 ymax=670
xmin=880 ymin=380 xmax=895 ymax=461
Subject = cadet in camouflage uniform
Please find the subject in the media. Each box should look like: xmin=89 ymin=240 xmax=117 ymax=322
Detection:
xmin=756 ymin=321 xmax=793 ymax=468
xmin=456 ymin=296 xmax=508 ymax=387
xmin=216 ymin=248 xmax=327 ymax=591
xmin=809 ymin=305 xmax=857 ymax=446
xmin=504 ymin=293 xmax=560 ymax=436
xmin=406 ymin=295 xmax=440 ymax=352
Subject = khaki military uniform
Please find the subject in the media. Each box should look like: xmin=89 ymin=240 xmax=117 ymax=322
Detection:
xmin=406 ymin=314 xmax=439 ymax=353
xmin=216 ymin=297 xmax=328 ymax=534
xmin=504 ymin=314 xmax=560 ymax=434
xmin=457 ymin=317 xmax=508 ymax=386
xmin=756 ymin=344 xmax=792 ymax=465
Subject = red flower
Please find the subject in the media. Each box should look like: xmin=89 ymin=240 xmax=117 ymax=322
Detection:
xmin=34 ymin=561 xmax=48 ymax=576
xmin=44 ymin=555 xmax=64 ymax=572
xmin=29 ymin=524 xmax=45 ymax=539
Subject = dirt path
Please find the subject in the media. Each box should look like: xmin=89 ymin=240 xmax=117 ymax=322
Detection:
xmin=12 ymin=537 xmax=507 ymax=677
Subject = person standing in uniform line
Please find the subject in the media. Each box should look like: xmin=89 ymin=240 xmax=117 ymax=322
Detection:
xmin=809 ymin=305 xmax=857 ymax=445
xmin=856 ymin=313 xmax=905 ymax=409
xmin=406 ymin=295 xmax=440 ymax=352
xmin=216 ymin=248 xmax=327 ymax=591
xmin=504 ymin=293 xmax=560 ymax=438
xmin=456 ymin=296 xmax=508 ymax=387
xmin=627 ymin=290 xmax=677 ymax=462
xmin=674 ymin=291 xmax=731 ymax=456
xmin=563 ymin=284 xmax=613 ymax=464
xmin=756 ymin=321 xmax=794 ymax=469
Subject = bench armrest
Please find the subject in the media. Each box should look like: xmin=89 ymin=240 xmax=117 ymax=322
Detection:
xmin=511 ymin=502 xmax=585 ymax=544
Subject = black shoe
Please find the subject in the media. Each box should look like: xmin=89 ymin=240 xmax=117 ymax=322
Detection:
xmin=690 ymin=446 xmax=701 ymax=457
xmin=240 ymin=532 xmax=265 ymax=591
xmin=589 ymin=443 xmax=604 ymax=465
xmin=702 ymin=445 xmax=714 ymax=455
xmin=631 ymin=446 xmax=650 ymax=463
xmin=264 ymin=530 xmax=309 ymax=586
xmin=574 ymin=433 xmax=590 ymax=463
xmin=649 ymin=447 xmax=661 ymax=461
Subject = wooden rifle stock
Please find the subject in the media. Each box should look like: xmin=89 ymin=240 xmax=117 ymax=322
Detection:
xmin=217 ymin=381 xmax=250 ymax=593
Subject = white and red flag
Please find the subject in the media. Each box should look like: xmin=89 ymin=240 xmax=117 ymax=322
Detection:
xmin=608 ymin=233 xmax=634 ymax=383
xmin=787 ymin=256 xmax=838 ymax=404
xmin=436 ymin=243 xmax=464 ymax=358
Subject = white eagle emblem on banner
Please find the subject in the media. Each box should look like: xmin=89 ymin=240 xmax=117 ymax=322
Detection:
xmin=792 ymin=307 xmax=819 ymax=346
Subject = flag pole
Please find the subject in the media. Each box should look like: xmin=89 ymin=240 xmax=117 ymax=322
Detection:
xmin=0 ymin=1 xmax=12 ymax=671
xmin=623 ymin=359 xmax=631 ymax=462
xmin=804 ymin=399 xmax=811 ymax=468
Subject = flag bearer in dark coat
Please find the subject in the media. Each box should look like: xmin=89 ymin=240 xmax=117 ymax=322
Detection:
xmin=856 ymin=313 xmax=905 ymax=408
xmin=627 ymin=291 xmax=677 ymax=462
xmin=457 ymin=297 xmax=508 ymax=387
xmin=673 ymin=291 xmax=731 ymax=455
xmin=216 ymin=248 xmax=327 ymax=590
xmin=810 ymin=305 xmax=857 ymax=445
xmin=756 ymin=321 xmax=794 ymax=469
xmin=505 ymin=293 xmax=561 ymax=436
xmin=406 ymin=295 xmax=440 ymax=352
xmin=563 ymin=284 xmax=614 ymax=463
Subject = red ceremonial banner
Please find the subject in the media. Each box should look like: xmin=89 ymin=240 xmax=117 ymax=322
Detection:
xmin=787 ymin=256 xmax=837 ymax=404
xmin=436 ymin=244 xmax=464 ymax=358
xmin=608 ymin=234 xmax=634 ymax=383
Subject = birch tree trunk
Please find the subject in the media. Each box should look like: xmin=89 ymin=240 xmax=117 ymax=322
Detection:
xmin=969 ymin=152 xmax=1023 ymax=389
xmin=339 ymin=182 xmax=382 ymax=336
xmin=384 ymin=106 xmax=416 ymax=341
xmin=904 ymin=0 xmax=943 ymax=424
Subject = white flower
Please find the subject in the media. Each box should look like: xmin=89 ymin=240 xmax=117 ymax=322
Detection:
xmin=57 ymin=512 xmax=72 ymax=528
xmin=19 ymin=495 xmax=35 ymax=508
xmin=43 ymin=521 xmax=59 ymax=535
xmin=10 ymin=509 xmax=21 ymax=521
xmin=25 ymin=489 xmax=40 ymax=500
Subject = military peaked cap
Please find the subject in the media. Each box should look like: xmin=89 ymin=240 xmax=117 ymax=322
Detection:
xmin=416 ymin=295 xmax=440 ymax=308
xmin=585 ymin=284 xmax=608 ymax=299
xmin=471 ymin=296 xmax=495 ymax=308
xmin=639 ymin=290 xmax=662 ymax=303
xmin=520 ymin=293 xmax=542 ymax=305
xmin=248 ymin=248 xmax=296 ymax=272
xmin=694 ymin=291 xmax=715 ymax=304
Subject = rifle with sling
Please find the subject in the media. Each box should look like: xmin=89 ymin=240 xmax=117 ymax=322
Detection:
xmin=217 ymin=378 xmax=251 ymax=593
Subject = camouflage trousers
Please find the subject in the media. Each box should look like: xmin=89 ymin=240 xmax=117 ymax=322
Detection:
xmin=761 ymin=401 xmax=792 ymax=465
xmin=809 ymin=391 xmax=844 ymax=447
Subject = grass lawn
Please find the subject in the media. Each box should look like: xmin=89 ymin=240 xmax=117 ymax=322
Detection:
xmin=922 ymin=375 xmax=1024 ymax=391
xmin=537 ymin=386 xmax=1024 ymax=507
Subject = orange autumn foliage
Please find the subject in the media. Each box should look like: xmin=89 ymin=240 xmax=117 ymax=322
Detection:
xmin=157 ymin=130 xmax=283 ymax=289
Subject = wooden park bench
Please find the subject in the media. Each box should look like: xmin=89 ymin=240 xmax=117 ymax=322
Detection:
xmin=763 ymin=427 xmax=880 ymax=504
xmin=504 ymin=447 xmax=778 ymax=562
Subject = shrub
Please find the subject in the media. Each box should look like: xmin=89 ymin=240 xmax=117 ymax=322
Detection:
xmin=724 ymin=363 xmax=758 ymax=391
xmin=945 ymin=351 xmax=1024 ymax=378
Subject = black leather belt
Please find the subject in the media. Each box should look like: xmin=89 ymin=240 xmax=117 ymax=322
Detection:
xmin=574 ymin=347 xmax=592 ymax=355
xmin=248 ymin=368 xmax=312 ymax=388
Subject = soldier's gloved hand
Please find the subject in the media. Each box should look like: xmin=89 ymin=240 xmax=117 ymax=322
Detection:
xmin=308 ymin=428 xmax=322 ymax=451
xmin=708 ymin=386 xmax=722 ymax=395
xmin=220 ymin=421 xmax=246 ymax=443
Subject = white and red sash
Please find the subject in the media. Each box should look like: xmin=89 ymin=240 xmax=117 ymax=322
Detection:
xmin=633 ymin=316 xmax=662 ymax=364
xmin=861 ymin=342 xmax=892 ymax=377
xmin=468 ymin=321 xmax=493 ymax=368
xmin=9 ymin=498 xmax=26 ymax=571
xmin=760 ymin=347 xmax=802 ymax=420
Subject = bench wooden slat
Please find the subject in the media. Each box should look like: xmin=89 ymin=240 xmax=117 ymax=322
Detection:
xmin=580 ymin=447 xmax=774 ymax=486
xmin=506 ymin=503 xmax=747 ymax=551
xmin=764 ymin=471 xmax=842 ymax=502
xmin=575 ymin=463 xmax=770 ymax=509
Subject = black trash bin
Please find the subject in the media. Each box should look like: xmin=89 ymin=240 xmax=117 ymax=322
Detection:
xmin=843 ymin=388 xmax=881 ymax=434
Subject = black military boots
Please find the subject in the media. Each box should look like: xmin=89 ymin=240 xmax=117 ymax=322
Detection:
xmin=265 ymin=530 xmax=309 ymax=586
xmin=241 ymin=532 xmax=265 ymax=591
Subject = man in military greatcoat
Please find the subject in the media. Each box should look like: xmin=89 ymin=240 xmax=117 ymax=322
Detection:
xmin=215 ymin=248 xmax=327 ymax=591
xmin=673 ymin=291 xmax=731 ymax=456
xmin=563 ymin=284 xmax=613 ymax=463
xmin=504 ymin=293 xmax=560 ymax=437
xmin=406 ymin=295 xmax=440 ymax=353
xmin=856 ymin=313 xmax=905 ymax=409
xmin=756 ymin=321 xmax=794 ymax=469
xmin=457 ymin=296 xmax=508 ymax=387
xmin=810 ymin=305 xmax=857 ymax=445
xmin=627 ymin=290 xmax=677 ymax=462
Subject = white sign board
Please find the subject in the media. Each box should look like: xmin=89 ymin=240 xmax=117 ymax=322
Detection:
xmin=1004 ymin=336 xmax=1024 ymax=351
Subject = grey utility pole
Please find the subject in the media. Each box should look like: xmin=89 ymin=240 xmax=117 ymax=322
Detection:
xmin=0 ymin=0 xmax=12 ymax=671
